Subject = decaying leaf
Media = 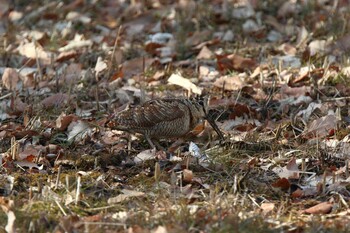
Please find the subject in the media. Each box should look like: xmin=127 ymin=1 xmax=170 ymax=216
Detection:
xmin=67 ymin=120 xmax=92 ymax=142
xmin=108 ymin=189 xmax=145 ymax=204
xmin=273 ymin=157 xmax=300 ymax=179
xmin=41 ymin=93 xmax=69 ymax=108
xmin=168 ymin=73 xmax=202 ymax=95
xmin=303 ymin=114 xmax=337 ymax=138
xmin=183 ymin=169 xmax=193 ymax=183
xmin=302 ymin=202 xmax=333 ymax=214
xmin=217 ymin=54 xmax=257 ymax=72
xmin=56 ymin=113 xmax=77 ymax=131
xmin=261 ymin=203 xmax=275 ymax=215
xmin=213 ymin=75 xmax=244 ymax=91
xmin=2 ymin=68 xmax=21 ymax=91
xmin=18 ymin=41 xmax=52 ymax=64
xmin=134 ymin=149 xmax=156 ymax=164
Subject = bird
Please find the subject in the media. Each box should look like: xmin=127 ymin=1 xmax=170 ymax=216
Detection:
xmin=108 ymin=97 xmax=224 ymax=149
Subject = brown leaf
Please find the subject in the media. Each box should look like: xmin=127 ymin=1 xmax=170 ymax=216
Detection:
xmin=292 ymin=68 xmax=325 ymax=85
xmin=286 ymin=157 xmax=298 ymax=171
xmin=56 ymin=50 xmax=78 ymax=62
xmin=217 ymin=54 xmax=257 ymax=72
xmin=121 ymin=57 xmax=156 ymax=79
xmin=273 ymin=157 xmax=300 ymax=179
xmin=280 ymin=84 xmax=311 ymax=97
xmin=56 ymin=113 xmax=77 ymax=131
xmin=152 ymin=71 xmax=165 ymax=80
xmin=272 ymin=177 xmax=290 ymax=191
xmin=277 ymin=1 xmax=297 ymax=18
xmin=235 ymin=123 xmax=256 ymax=132
xmin=303 ymin=202 xmax=333 ymax=215
xmin=291 ymin=188 xmax=304 ymax=198
xmin=10 ymin=97 xmax=28 ymax=114
xmin=18 ymin=42 xmax=52 ymax=64
xmin=196 ymin=46 xmax=214 ymax=59
xmin=213 ymin=75 xmax=244 ymax=91
xmin=12 ymin=130 xmax=39 ymax=139
xmin=247 ymin=157 xmax=258 ymax=167
xmin=185 ymin=30 xmax=211 ymax=47
xmin=108 ymin=189 xmax=145 ymax=204
xmin=0 ymin=0 xmax=9 ymax=17
xmin=330 ymin=33 xmax=350 ymax=55
xmin=63 ymin=63 xmax=82 ymax=83
xmin=41 ymin=93 xmax=69 ymax=108
xmin=145 ymin=42 xmax=163 ymax=55
xmin=168 ymin=73 xmax=202 ymax=95
xmin=261 ymin=203 xmax=275 ymax=214
xmin=2 ymin=68 xmax=21 ymax=91
xmin=183 ymin=169 xmax=193 ymax=183
xmin=224 ymin=103 xmax=258 ymax=120
xmin=303 ymin=114 xmax=337 ymax=139
xmin=279 ymin=43 xmax=297 ymax=55
xmin=83 ymin=214 xmax=102 ymax=222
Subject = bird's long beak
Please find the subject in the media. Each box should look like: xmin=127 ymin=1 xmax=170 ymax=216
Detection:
xmin=205 ymin=116 xmax=224 ymax=141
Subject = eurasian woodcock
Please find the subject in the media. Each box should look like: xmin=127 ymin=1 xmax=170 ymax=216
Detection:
xmin=109 ymin=98 xmax=224 ymax=148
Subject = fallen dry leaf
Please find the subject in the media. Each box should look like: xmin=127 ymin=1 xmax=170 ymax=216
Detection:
xmin=183 ymin=169 xmax=193 ymax=183
xmin=261 ymin=203 xmax=275 ymax=215
xmin=67 ymin=120 xmax=92 ymax=142
xmin=62 ymin=63 xmax=82 ymax=83
xmin=213 ymin=75 xmax=244 ymax=91
xmin=168 ymin=73 xmax=202 ymax=95
xmin=185 ymin=30 xmax=211 ymax=47
xmin=152 ymin=226 xmax=168 ymax=233
xmin=2 ymin=68 xmax=21 ymax=91
xmin=279 ymin=43 xmax=297 ymax=55
xmin=134 ymin=149 xmax=156 ymax=164
xmin=108 ymin=189 xmax=145 ymax=204
xmin=303 ymin=114 xmax=337 ymax=139
xmin=272 ymin=177 xmax=291 ymax=191
xmin=197 ymin=46 xmax=214 ymax=59
xmin=121 ymin=57 xmax=156 ymax=79
xmin=302 ymin=202 xmax=333 ymax=215
xmin=41 ymin=93 xmax=69 ymax=108
xmin=56 ymin=50 xmax=78 ymax=62
xmin=18 ymin=41 xmax=52 ymax=64
xmin=56 ymin=113 xmax=77 ymax=131
xmin=217 ymin=54 xmax=257 ymax=72
xmin=273 ymin=157 xmax=299 ymax=179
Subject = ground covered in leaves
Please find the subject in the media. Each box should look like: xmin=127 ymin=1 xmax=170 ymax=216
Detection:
xmin=1 ymin=0 xmax=350 ymax=232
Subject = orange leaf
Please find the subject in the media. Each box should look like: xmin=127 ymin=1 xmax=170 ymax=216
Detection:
xmin=291 ymin=188 xmax=303 ymax=198
xmin=217 ymin=54 xmax=257 ymax=73
xmin=303 ymin=202 xmax=333 ymax=214
xmin=272 ymin=177 xmax=290 ymax=191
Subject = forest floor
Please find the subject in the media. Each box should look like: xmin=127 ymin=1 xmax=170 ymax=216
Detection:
xmin=1 ymin=0 xmax=350 ymax=232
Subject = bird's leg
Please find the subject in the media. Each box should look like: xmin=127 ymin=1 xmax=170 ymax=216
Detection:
xmin=145 ymin=135 xmax=156 ymax=149
xmin=145 ymin=135 xmax=166 ymax=151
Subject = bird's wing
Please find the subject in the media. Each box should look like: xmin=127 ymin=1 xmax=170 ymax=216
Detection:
xmin=115 ymin=99 xmax=186 ymax=129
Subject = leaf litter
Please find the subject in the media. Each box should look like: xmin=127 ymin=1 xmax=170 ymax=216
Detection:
xmin=0 ymin=0 xmax=350 ymax=232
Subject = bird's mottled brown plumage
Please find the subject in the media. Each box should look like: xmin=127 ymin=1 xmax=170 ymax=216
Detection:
xmin=109 ymin=98 xmax=223 ymax=148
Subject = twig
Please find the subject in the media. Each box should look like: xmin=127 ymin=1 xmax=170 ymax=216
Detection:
xmin=324 ymin=96 xmax=350 ymax=102
xmin=33 ymin=38 xmax=43 ymax=81
xmin=55 ymin=165 xmax=62 ymax=190
xmin=55 ymin=200 xmax=67 ymax=216
xmin=0 ymin=92 xmax=12 ymax=100
xmin=75 ymin=174 xmax=81 ymax=205
xmin=107 ymin=26 xmax=122 ymax=78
